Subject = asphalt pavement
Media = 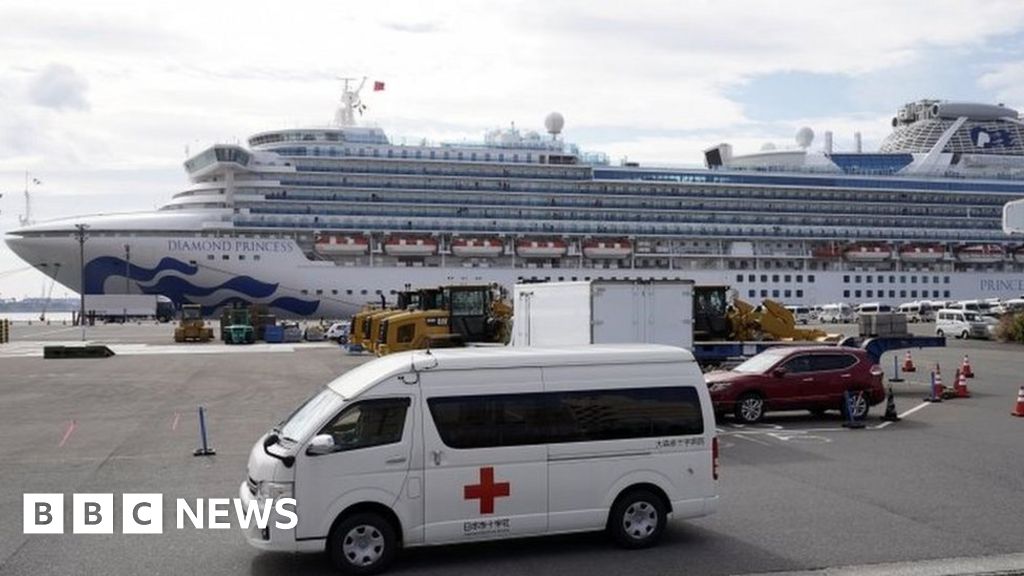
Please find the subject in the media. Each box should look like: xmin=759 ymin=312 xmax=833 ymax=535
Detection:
xmin=1 ymin=322 xmax=1023 ymax=575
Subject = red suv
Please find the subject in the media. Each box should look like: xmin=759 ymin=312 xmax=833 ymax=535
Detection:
xmin=705 ymin=346 xmax=884 ymax=423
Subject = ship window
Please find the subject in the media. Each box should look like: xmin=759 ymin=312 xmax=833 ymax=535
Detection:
xmin=771 ymin=290 xmax=779 ymax=298
xmin=784 ymin=275 xmax=791 ymax=283
xmin=843 ymin=290 xmax=850 ymax=298
xmin=944 ymin=290 xmax=950 ymax=298
xmin=736 ymin=275 xmax=743 ymax=283
xmin=900 ymin=290 xmax=906 ymax=298
xmin=772 ymin=275 xmax=779 ymax=283
xmin=900 ymin=275 xmax=906 ymax=283
xmin=877 ymin=275 xmax=883 ymax=283
xmin=346 ymin=290 xmax=353 ymax=295
xmin=238 ymin=255 xmax=246 ymax=261
xmin=933 ymin=276 xmax=940 ymax=284
xmin=911 ymin=290 xmax=918 ymax=298
xmin=911 ymin=276 xmax=917 ymax=284
xmin=207 ymin=255 xmax=215 ymax=260
xmin=865 ymin=276 xmax=872 ymax=284
xmin=375 ymin=290 xmax=382 ymax=294
xmin=360 ymin=290 xmax=367 ymax=295
xmin=866 ymin=290 xmax=873 ymax=298
xmin=222 ymin=254 xmax=230 ymax=260
xmin=944 ymin=277 xmax=950 ymax=284
xmin=254 ymin=255 xmax=261 ymax=261
xmin=761 ymin=290 xmax=768 ymax=298
xmin=316 ymin=289 xmax=323 ymax=295
xmin=889 ymin=276 xmax=895 ymax=283
xmin=843 ymin=275 xmax=850 ymax=283
xmin=748 ymin=290 xmax=756 ymax=298
xmin=796 ymin=275 xmax=803 ymax=283
xmin=748 ymin=274 xmax=755 ymax=282
xmin=301 ymin=289 xmax=309 ymax=295
xmin=855 ymin=290 xmax=862 ymax=298
xmin=332 ymin=290 xmax=338 ymax=295
xmin=189 ymin=260 xmax=197 ymax=266
xmin=889 ymin=291 xmax=896 ymax=298
xmin=922 ymin=277 xmax=929 ymax=284
xmin=760 ymin=275 xmax=768 ymax=282
xmin=796 ymin=289 xmax=804 ymax=298
xmin=784 ymin=290 xmax=791 ymax=298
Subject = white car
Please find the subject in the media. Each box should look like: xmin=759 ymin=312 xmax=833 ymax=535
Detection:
xmin=324 ymin=321 xmax=350 ymax=343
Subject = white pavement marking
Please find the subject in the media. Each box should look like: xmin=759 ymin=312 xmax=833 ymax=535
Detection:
xmin=743 ymin=551 xmax=1024 ymax=576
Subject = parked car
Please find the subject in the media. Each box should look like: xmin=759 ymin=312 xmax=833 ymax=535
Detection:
xmin=819 ymin=303 xmax=855 ymax=324
xmin=784 ymin=305 xmax=811 ymax=325
xmin=325 ymin=321 xmax=350 ymax=343
xmin=935 ymin=309 xmax=990 ymax=339
xmin=704 ymin=346 xmax=884 ymax=423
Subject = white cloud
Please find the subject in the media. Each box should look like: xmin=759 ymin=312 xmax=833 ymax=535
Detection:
xmin=28 ymin=64 xmax=90 ymax=111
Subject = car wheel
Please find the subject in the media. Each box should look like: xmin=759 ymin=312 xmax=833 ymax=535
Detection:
xmin=735 ymin=392 xmax=765 ymax=423
xmin=608 ymin=489 xmax=667 ymax=549
xmin=960 ymin=330 xmax=969 ymax=340
xmin=328 ymin=512 xmax=398 ymax=575
xmin=936 ymin=329 xmax=944 ymax=337
xmin=841 ymin=391 xmax=869 ymax=420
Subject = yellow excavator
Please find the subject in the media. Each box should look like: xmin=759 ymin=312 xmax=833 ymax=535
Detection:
xmin=376 ymin=284 xmax=512 ymax=355
xmin=727 ymin=298 xmax=838 ymax=342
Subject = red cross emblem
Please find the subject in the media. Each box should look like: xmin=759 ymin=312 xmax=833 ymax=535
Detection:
xmin=463 ymin=466 xmax=510 ymax=514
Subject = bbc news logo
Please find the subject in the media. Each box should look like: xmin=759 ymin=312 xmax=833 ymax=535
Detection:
xmin=24 ymin=494 xmax=297 ymax=534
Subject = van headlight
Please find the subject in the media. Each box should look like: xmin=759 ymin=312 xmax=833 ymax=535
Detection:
xmin=256 ymin=481 xmax=293 ymax=502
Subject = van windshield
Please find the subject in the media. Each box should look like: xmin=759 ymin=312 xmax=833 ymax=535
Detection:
xmin=278 ymin=387 xmax=344 ymax=443
xmin=963 ymin=312 xmax=982 ymax=322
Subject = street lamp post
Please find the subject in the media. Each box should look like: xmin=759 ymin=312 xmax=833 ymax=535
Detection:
xmin=75 ymin=223 xmax=89 ymax=341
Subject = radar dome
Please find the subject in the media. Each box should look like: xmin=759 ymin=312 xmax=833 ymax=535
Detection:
xmin=544 ymin=112 xmax=565 ymax=136
xmin=795 ymin=126 xmax=815 ymax=148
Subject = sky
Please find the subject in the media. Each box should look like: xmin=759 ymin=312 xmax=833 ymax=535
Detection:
xmin=4 ymin=0 xmax=1024 ymax=298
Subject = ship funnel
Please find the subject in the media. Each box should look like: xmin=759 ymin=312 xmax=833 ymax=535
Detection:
xmin=854 ymin=131 xmax=862 ymax=153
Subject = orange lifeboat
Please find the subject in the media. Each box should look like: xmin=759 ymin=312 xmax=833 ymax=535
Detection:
xmin=956 ymin=244 xmax=1005 ymax=264
xmin=583 ymin=238 xmax=633 ymax=259
xmin=314 ymin=233 xmax=369 ymax=255
xmin=899 ymin=243 xmax=945 ymax=262
xmin=844 ymin=243 xmax=892 ymax=262
xmin=384 ymin=236 xmax=438 ymax=257
xmin=451 ymin=237 xmax=504 ymax=258
xmin=811 ymin=245 xmax=842 ymax=259
xmin=516 ymin=239 xmax=568 ymax=259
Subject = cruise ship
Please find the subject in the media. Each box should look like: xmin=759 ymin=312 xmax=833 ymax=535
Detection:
xmin=6 ymin=83 xmax=1024 ymax=318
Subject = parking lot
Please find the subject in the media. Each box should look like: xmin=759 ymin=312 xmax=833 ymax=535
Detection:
xmin=1 ymin=322 xmax=1024 ymax=575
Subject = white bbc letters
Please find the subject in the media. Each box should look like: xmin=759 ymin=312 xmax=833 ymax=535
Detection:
xmin=122 ymin=494 xmax=163 ymax=534
xmin=23 ymin=494 xmax=64 ymax=534
xmin=73 ymin=494 xmax=114 ymax=534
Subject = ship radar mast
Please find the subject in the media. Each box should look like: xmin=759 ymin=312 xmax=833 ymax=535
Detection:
xmin=333 ymin=76 xmax=368 ymax=127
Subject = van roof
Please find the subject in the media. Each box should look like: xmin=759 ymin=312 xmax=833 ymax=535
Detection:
xmin=327 ymin=345 xmax=694 ymax=399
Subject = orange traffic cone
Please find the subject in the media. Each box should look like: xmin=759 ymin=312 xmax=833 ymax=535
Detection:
xmin=961 ymin=355 xmax=974 ymax=379
xmin=954 ymin=370 xmax=971 ymax=399
xmin=902 ymin=351 xmax=916 ymax=373
xmin=1012 ymin=386 xmax=1024 ymax=417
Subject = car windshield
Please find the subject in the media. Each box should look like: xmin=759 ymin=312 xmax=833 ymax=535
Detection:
xmin=963 ymin=312 xmax=981 ymax=322
xmin=732 ymin=349 xmax=789 ymax=374
xmin=278 ymin=387 xmax=345 ymax=443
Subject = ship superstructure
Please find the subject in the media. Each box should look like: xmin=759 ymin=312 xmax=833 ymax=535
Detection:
xmin=6 ymin=87 xmax=1024 ymax=318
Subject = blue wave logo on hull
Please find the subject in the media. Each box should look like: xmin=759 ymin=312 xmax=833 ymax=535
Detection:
xmin=84 ymin=255 xmax=320 ymax=316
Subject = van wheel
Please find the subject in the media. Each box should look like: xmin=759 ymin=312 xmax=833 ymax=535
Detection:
xmin=608 ymin=489 xmax=667 ymax=549
xmin=735 ymin=393 xmax=765 ymax=423
xmin=960 ymin=330 xmax=969 ymax=340
xmin=936 ymin=329 xmax=944 ymax=337
xmin=328 ymin=512 xmax=398 ymax=575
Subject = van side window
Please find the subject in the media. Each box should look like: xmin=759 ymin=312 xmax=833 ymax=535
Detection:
xmin=319 ymin=398 xmax=410 ymax=451
xmin=427 ymin=387 xmax=703 ymax=449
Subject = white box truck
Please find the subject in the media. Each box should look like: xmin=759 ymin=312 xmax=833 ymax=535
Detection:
xmin=512 ymin=280 xmax=693 ymax=349
xmin=83 ymin=294 xmax=162 ymax=322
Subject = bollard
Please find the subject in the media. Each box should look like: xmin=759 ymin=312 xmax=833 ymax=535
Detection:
xmin=842 ymin=390 xmax=866 ymax=429
xmin=193 ymin=406 xmax=216 ymax=456
xmin=889 ymin=354 xmax=903 ymax=383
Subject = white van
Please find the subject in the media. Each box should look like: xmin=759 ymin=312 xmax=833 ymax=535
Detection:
xmin=241 ymin=345 xmax=719 ymax=573
xmin=819 ymin=303 xmax=855 ymax=324
xmin=784 ymin=305 xmax=811 ymax=325
xmin=896 ymin=301 xmax=934 ymax=323
xmin=855 ymin=302 xmax=893 ymax=316
xmin=935 ymin=309 xmax=991 ymax=339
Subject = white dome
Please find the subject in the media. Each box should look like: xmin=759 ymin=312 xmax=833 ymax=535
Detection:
xmin=544 ymin=112 xmax=565 ymax=135
xmin=795 ymin=126 xmax=815 ymax=148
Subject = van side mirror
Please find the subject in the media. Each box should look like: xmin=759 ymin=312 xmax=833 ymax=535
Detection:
xmin=306 ymin=434 xmax=337 ymax=456
xmin=772 ymin=368 xmax=787 ymax=378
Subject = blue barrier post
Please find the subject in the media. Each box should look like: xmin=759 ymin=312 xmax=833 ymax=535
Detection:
xmin=889 ymin=354 xmax=903 ymax=383
xmin=193 ymin=406 xmax=216 ymax=456
xmin=842 ymin=390 xmax=866 ymax=429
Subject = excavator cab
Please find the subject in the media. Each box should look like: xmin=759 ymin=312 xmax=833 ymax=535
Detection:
xmin=694 ymin=285 xmax=732 ymax=341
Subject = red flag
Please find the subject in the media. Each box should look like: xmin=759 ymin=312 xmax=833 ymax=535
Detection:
xmin=373 ymin=81 xmax=385 ymax=92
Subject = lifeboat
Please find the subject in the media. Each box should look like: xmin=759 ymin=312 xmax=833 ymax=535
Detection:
xmin=843 ymin=243 xmax=892 ymax=262
xmin=956 ymin=244 xmax=1005 ymax=264
xmin=314 ymin=234 xmax=368 ymax=255
xmin=451 ymin=237 xmax=504 ymax=258
xmin=1015 ymin=246 xmax=1024 ymax=264
xmin=899 ymin=243 xmax=945 ymax=262
xmin=384 ymin=236 xmax=438 ymax=257
xmin=583 ymin=239 xmax=633 ymax=259
xmin=516 ymin=239 xmax=567 ymax=259
xmin=811 ymin=245 xmax=842 ymax=259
